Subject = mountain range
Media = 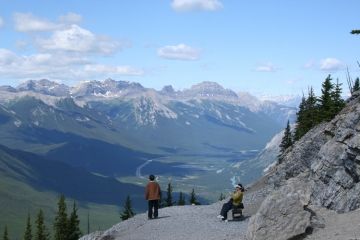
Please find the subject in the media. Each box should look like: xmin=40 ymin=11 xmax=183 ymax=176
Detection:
xmin=0 ymin=79 xmax=297 ymax=237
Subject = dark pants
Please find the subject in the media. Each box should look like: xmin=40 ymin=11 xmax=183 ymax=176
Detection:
xmin=148 ymin=200 xmax=159 ymax=219
xmin=220 ymin=200 xmax=233 ymax=220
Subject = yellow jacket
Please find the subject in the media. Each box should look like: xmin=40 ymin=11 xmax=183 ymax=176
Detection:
xmin=231 ymin=191 xmax=243 ymax=206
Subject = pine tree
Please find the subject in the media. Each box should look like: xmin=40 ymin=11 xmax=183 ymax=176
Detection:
xmin=24 ymin=214 xmax=32 ymax=240
xmin=294 ymin=95 xmax=306 ymax=141
xmin=319 ymin=75 xmax=335 ymax=121
xmin=278 ymin=120 xmax=293 ymax=163
xmin=294 ymin=88 xmax=319 ymax=141
xmin=353 ymin=77 xmax=360 ymax=92
xmin=332 ymin=79 xmax=345 ymax=116
xmin=165 ymin=182 xmax=173 ymax=207
xmin=67 ymin=202 xmax=81 ymax=240
xmin=218 ymin=193 xmax=225 ymax=201
xmin=54 ymin=195 xmax=68 ymax=240
xmin=189 ymin=188 xmax=200 ymax=205
xmin=177 ymin=191 xmax=185 ymax=206
xmin=34 ymin=210 xmax=49 ymax=240
xmin=304 ymin=87 xmax=319 ymax=128
xmin=3 ymin=226 xmax=9 ymax=240
xmin=158 ymin=191 xmax=166 ymax=208
xmin=120 ymin=195 xmax=135 ymax=221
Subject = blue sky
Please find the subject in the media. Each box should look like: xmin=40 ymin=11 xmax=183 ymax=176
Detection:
xmin=0 ymin=0 xmax=359 ymax=96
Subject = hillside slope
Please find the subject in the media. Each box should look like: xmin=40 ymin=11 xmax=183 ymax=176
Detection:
xmin=0 ymin=144 xmax=149 ymax=238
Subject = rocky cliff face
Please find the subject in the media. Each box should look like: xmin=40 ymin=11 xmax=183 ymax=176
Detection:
xmin=246 ymin=91 xmax=360 ymax=240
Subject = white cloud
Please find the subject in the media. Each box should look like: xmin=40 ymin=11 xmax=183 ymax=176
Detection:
xmin=59 ymin=12 xmax=82 ymax=24
xmin=255 ymin=63 xmax=277 ymax=72
xmin=0 ymin=49 xmax=18 ymax=65
xmin=0 ymin=48 xmax=142 ymax=80
xmin=0 ymin=17 xmax=4 ymax=28
xmin=84 ymin=64 xmax=144 ymax=76
xmin=320 ymin=58 xmax=344 ymax=71
xmin=13 ymin=12 xmax=60 ymax=32
xmin=37 ymin=24 xmax=120 ymax=55
xmin=171 ymin=0 xmax=223 ymax=11
xmin=157 ymin=44 xmax=200 ymax=60
xmin=3 ymin=13 xmax=138 ymax=81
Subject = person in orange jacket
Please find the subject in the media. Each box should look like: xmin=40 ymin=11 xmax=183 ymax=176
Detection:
xmin=145 ymin=174 xmax=161 ymax=219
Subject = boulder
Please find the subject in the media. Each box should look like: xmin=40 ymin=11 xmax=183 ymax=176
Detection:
xmin=246 ymin=177 xmax=312 ymax=240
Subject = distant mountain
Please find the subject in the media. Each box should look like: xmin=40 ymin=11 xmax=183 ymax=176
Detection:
xmin=17 ymin=79 xmax=70 ymax=96
xmin=0 ymin=79 xmax=298 ymax=175
xmin=0 ymin=78 xmax=297 ymax=180
xmin=258 ymin=94 xmax=302 ymax=108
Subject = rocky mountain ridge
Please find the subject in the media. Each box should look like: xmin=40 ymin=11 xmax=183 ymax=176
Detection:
xmin=0 ymin=79 xmax=296 ymax=128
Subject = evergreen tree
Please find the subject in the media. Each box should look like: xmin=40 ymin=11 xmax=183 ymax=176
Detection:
xmin=218 ymin=193 xmax=225 ymax=201
xmin=120 ymin=195 xmax=135 ymax=221
xmin=67 ymin=202 xmax=81 ymax=240
xmin=24 ymin=214 xmax=32 ymax=240
xmin=158 ymin=191 xmax=166 ymax=208
xmin=177 ymin=191 xmax=185 ymax=206
xmin=304 ymin=87 xmax=319 ymax=128
xmin=165 ymin=182 xmax=173 ymax=207
xmin=189 ymin=188 xmax=200 ymax=205
xmin=35 ymin=210 xmax=49 ymax=240
xmin=295 ymin=88 xmax=319 ymax=140
xmin=3 ymin=226 xmax=9 ymax=240
xmin=294 ymin=95 xmax=307 ymax=141
xmin=54 ymin=195 xmax=68 ymax=240
xmin=353 ymin=77 xmax=360 ymax=92
xmin=278 ymin=120 xmax=293 ymax=163
xmin=319 ymin=75 xmax=335 ymax=121
xmin=332 ymin=79 xmax=345 ymax=116
xmin=294 ymin=76 xmax=346 ymax=142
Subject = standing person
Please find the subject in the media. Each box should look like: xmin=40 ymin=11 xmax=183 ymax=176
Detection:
xmin=145 ymin=174 xmax=161 ymax=219
xmin=217 ymin=183 xmax=244 ymax=222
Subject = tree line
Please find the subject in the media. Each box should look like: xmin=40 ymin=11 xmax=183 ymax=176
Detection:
xmin=278 ymin=74 xmax=360 ymax=163
xmin=2 ymin=195 xmax=81 ymax=240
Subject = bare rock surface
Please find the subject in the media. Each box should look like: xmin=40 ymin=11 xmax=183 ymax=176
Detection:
xmin=246 ymin=177 xmax=312 ymax=240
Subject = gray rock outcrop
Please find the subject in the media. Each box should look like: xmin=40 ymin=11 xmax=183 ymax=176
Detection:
xmin=246 ymin=177 xmax=312 ymax=240
xmin=246 ymin=91 xmax=360 ymax=239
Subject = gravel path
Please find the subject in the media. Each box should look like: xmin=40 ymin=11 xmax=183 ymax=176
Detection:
xmin=80 ymin=183 xmax=269 ymax=240
xmin=81 ymin=201 xmax=250 ymax=240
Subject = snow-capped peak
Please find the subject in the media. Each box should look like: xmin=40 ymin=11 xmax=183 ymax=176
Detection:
xmin=17 ymin=79 xmax=70 ymax=96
